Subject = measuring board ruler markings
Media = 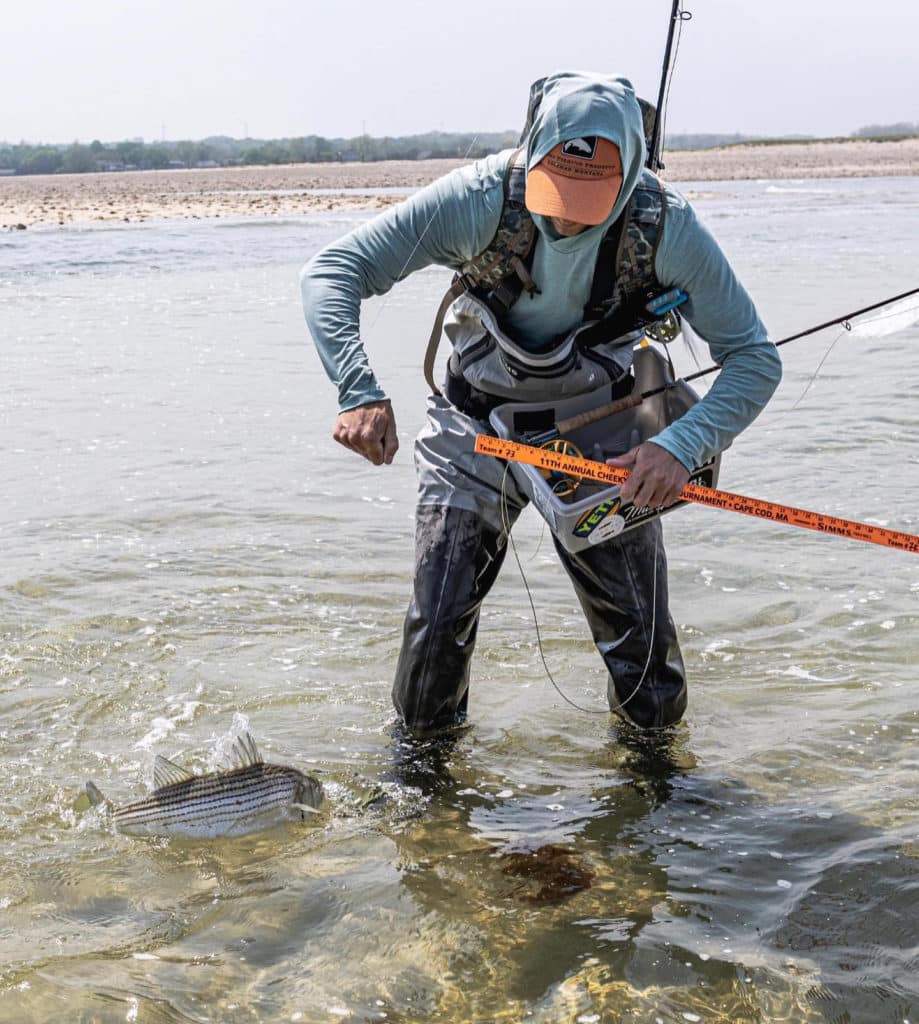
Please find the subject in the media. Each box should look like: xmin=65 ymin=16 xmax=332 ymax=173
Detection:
xmin=474 ymin=435 xmax=918 ymax=554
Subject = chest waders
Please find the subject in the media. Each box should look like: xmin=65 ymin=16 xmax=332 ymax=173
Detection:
xmin=393 ymin=153 xmax=687 ymax=733
xmin=423 ymin=152 xmax=674 ymax=412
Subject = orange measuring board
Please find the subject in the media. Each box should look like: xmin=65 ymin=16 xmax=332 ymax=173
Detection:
xmin=474 ymin=434 xmax=919 ymax=555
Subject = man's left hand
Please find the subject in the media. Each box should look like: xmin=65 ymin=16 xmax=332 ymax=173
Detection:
xmin=606 ymin=442 xmax=689 ymax=509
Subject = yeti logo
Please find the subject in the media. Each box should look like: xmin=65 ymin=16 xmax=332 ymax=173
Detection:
xmin=561 ymin=137 xmax=598 ymax=160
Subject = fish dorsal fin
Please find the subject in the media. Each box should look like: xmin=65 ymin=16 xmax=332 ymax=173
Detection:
xmin=229 ymin=732 xmax=263 ymax=768
xmin=153 ymin=755 xmax=196 ymax=789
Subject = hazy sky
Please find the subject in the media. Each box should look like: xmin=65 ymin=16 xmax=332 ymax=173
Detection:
xmin=5 ymin=0 xmax=918 ymax=144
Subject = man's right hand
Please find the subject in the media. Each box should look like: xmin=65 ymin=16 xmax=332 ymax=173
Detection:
xmin=332 ymin=400 xmax=399 ymax=466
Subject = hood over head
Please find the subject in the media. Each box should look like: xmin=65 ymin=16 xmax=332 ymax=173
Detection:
xmin=524 ymin=71 xmax=647 ymax=232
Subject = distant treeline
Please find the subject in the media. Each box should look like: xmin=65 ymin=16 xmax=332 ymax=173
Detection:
xmin=667 ymin=132 xmax=762 ymax=149
xmin=1 ymin=122 xmax=916 ymax=176
xmin=852 ymin=121 xmax=919 ymax=139
xmin=0 ymin=132 xmax=519 ymax=176
xmin=666 ymin=122 xmax=919 ymax=149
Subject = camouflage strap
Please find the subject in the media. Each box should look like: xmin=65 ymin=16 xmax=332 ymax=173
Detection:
xmin=423 ymin=150 xmax=536 ymax=394
xmin=423 ymin=156 xmax=667 ymax=393
xmin=617 ymin=171 xmax=666 ymax=297
xmin=583 ymin=169 xmax=666 ymax=327
xmin=458 ymin=149 xmax=537 ymax=303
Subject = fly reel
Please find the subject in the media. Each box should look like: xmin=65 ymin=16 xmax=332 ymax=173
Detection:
xmin=539 ymin=438 xmax=584 ymax=499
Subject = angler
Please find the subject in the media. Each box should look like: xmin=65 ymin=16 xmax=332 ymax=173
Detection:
xmin=300 ymin=70 xmax=782 ymax=731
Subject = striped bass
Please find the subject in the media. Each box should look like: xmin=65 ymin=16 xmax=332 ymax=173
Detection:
xmin=85 ymin=732 xmax=322 ymax=839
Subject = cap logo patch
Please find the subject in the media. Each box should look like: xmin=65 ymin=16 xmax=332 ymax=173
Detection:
xmin=561 ymin=137 xmax=598 ymax=160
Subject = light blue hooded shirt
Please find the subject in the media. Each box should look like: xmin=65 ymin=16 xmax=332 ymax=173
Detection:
xmin=300 ymin=70 xmax=781 ymax=471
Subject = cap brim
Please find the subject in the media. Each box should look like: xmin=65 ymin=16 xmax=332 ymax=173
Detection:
xmin=525 ymin=167 xmax=622 ymax=226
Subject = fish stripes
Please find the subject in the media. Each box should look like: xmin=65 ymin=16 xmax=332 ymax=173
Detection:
xmin=87 ymin=733 xmax=323 ymax=838
xmin=115 ymin=765 xmax=307 ymax=833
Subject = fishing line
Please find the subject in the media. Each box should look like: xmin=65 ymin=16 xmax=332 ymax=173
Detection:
xmin=785 ymin=326 xmax=847 ymax=413
xmin=498 ymin=463 xmax=658 ymax=716
xmin=588 ymin=287 xmax=919 ymax=425
xmin=527 ymin=508 xmax=550 ymax=563
xmin=768 ymin=295 xmax=919 ymax=413
xmin=684 ymin=286 xmax=919 ymax=389
xmin=771 ymin=285 xmax=919 ymax=349
xmin=658 ymin=7 xmax=691 ymax=164
xmin=649 ymin=1 xmax=692 ymax=170
xmin=362 ymin=133 xmax=482 ymax=340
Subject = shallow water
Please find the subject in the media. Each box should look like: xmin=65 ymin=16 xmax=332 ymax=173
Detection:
xmin=1 ymin=176 xmax=917 ymax=1023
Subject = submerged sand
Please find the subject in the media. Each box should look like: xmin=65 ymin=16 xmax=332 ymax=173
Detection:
xmin=2 ymin=138 xmax=918 ymax=229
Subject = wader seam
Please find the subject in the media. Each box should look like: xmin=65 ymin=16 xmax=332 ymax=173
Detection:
xmin=410 ymin=513 xmax=465 ymax=722
xmin=617 ymin=526 xmax=663 ymax=725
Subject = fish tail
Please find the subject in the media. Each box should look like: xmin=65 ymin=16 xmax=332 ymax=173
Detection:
xmin=84 ymin=780 xmax=112 ymax=811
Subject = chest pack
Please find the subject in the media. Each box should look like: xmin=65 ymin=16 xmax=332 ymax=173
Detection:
xmin=422 ymin=77 xmax=689 ymax=400
xmin=422 ymin=151 xmax=671 ymax=396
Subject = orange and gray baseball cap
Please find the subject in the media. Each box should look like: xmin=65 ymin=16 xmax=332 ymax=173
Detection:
xmin=525 ymin=136 xmax=623 ymax=225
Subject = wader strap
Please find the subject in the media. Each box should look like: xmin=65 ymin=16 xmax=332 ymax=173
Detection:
xmin=423 ymin=278 xmax=466 ymax=395
xmin=584 ymin=211 xmax=628 ymax=319
xmin=583 ymin=172 xmax=666 ymax=326
xmin=425 ymin=150 xmax=535 ymax=395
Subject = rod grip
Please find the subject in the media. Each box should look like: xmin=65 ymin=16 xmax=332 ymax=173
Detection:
xmin=554 ymin=393 xmax=643 ymax=435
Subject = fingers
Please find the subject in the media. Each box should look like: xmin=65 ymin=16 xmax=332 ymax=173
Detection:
xmin=629 ymin=475 xmax=678 ymax=510
xmin=605 ymin=445 xmax=639 ymax=468
xmin=333 ymin=419 xmax=386 ymax=464
xmin=606 ymin=442 xmax=689 ymax=509
xmin=333 ymin=401 xmax=398 ymax=466
xmin=380 ymin=413 xmax=399 ymax=465
xmin=606 ymin=446 xmax=642 ymax=502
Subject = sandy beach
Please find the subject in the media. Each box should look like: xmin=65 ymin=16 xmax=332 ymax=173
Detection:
xmin=3 ymin=137 xmax=919 ymax=229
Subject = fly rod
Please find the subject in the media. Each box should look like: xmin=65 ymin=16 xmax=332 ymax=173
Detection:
xmin=527 ymin=285 xmax=919 ymax=444
xmin=648 ymin=0 xmax=691 ymax=171
xmin=474 ymin=434 xmax=919 ymax=555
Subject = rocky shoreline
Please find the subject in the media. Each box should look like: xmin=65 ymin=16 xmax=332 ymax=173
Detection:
xmin=3 ymin=138 xmax=918 ymax=230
